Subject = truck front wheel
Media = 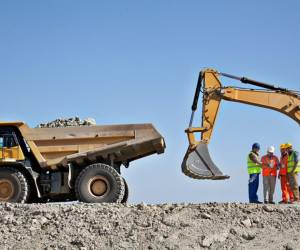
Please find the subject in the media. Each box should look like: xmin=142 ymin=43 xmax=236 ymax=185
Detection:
xmin=0 ymin=167 xmax=30 ymax=203
xmin=75 ymin=163 xmax=125 ymax=203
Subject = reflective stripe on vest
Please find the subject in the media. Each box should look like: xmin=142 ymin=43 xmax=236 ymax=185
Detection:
xmin=287 ymin=151 xmax=300 ymax=173
xmin=247 ymin=155 xmax=261 ymax=174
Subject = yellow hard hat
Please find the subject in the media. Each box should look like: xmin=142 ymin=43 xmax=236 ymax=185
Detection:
xmin=285 ymin=143 xmax=292 ymax=149
xmin=280 ymin=144 xmax=287 ymax=149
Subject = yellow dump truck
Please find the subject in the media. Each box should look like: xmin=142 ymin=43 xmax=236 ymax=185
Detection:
xmin=0 ymin=122 xmax=165 ymax=203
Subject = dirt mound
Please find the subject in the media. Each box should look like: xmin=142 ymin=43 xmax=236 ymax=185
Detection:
xmin=0 ymin=203 xmax=299 ymax=249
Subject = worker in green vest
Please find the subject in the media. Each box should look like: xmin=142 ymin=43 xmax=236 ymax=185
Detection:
xmin=286 ymin=143 xmax=300 ymax=202
xmin=248 ymin=143 xmax=262 ymax=203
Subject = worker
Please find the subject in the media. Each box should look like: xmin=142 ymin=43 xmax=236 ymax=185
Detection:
xmin=261 ymin=146 xmax=279 ymax=204
xmin=278 ymin=144 xmax=294 ymax=204
xmin=286 ymin=143 xmax=300 ymax=203
xmin=247 ymin=143 xmax=262 ymax=203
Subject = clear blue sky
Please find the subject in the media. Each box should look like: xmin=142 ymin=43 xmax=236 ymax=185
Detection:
xmin=1 ymin=1 xmax=300 ymax=203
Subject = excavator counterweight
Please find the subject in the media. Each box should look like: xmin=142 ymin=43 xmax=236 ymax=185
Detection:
xmin=182 ymin=68 xmax=300 ymax=180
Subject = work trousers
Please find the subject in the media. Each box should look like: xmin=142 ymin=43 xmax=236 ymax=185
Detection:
xmin=287 ymin=172 xmax=299 ymax=201
xmin=280 ymin=175 xmax=294 ymax=202
xmin=263 ymin=175 xmax=276 ymax=202
xmin=248 ymin=173 xmax=260 ymax=203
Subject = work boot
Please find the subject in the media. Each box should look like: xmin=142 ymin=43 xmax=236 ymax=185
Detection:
xmin=264 ymin=200 xmax=268 ymax=204
xmin=269 ymin=201 xmax=275 ymax=204
xmin=279 ymin=200 xmax=288 ymax=204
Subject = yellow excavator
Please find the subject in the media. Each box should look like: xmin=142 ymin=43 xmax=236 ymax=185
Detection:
xmin=182 ymin=68 xmax=300 ymax=179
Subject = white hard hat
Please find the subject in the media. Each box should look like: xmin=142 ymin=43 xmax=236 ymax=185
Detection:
xmin=267 ymin=146 xmax=275 ymax=153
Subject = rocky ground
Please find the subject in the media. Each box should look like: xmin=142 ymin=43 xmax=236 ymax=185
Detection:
xmin=0 ymin=203 xmax=299 ymax=250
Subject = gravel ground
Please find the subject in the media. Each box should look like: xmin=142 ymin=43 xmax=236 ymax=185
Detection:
xmin=0 ymin=203 xmax=299 ymax=250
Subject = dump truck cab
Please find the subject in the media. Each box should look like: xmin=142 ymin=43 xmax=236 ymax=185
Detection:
xmin=0 ymin=122 xmax=36 ymax=203
xmin=0 ymin=121 xmax=165 ymax=203
xmin=0 ymin=126 xmax=25 ymax=162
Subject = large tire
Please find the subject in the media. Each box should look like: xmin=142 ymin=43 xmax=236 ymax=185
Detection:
xmin=75 ymin=163 xmax=125 ymax=203
xmin=0 ymin=167 xmax=30 ymax=203
xmin=121 ymin=178 xmax=129 ymax=203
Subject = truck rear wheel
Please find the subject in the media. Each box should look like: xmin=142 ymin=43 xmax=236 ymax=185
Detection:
xmin=121 ymin=178 xmax=129 ymax=203
xmin=75 ymin=163 xmax=125 ymax=203
xmin=0 ymin=167 xmax=30 ymax=203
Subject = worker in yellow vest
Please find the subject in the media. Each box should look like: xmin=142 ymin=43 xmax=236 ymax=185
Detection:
xmin=286 ymin=143 xmax=300 ymax=202
xmin=247 ymin=143 xmax=262 ymax=203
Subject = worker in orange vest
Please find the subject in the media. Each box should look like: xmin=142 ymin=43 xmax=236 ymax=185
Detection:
xmin=278 ymin=144 xmax=294 ymax=204
xmin=261 ymin=146 xmax=279 ymax=204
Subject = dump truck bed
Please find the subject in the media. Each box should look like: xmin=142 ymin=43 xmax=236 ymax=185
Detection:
xmin=19 ymin=123 xmax=165 ymax=170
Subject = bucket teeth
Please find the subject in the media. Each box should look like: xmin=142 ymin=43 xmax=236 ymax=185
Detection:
xmin=182 ymin=143 xmax=230 ymax=180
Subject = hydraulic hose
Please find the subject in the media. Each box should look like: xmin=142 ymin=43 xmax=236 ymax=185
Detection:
xmin=189 ymin=72 xmax=203 ymax=127
xmin=220 ymin=72 xmax=288 ymax=92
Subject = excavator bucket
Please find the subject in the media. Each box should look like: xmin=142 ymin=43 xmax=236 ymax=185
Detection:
xmin=182 ymin=142 xmax=230 ymax=180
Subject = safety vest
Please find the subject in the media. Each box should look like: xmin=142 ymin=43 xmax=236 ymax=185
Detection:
xmin=287 ymin=151 xmax=300 ymax=173
xmin=247 ymin=153 xmax=261 ymax=174
xmin=261 ymin=155 xmax=278 ymax=176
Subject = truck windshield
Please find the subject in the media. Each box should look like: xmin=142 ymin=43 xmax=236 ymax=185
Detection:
xmin=0 ymin=134 xmax=18 ymax=148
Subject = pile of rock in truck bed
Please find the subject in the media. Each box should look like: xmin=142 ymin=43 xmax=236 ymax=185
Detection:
xmin=0 ymin=202 xmax=299 ymax=249
xmin=37 ymin=117 xmax=96 ymax=128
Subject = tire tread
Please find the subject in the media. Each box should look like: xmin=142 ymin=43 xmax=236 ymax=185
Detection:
xmin=75 ymin=163 xmax=125 ymax=203
xmin=0 ymin=166 xmax=29 ymax=203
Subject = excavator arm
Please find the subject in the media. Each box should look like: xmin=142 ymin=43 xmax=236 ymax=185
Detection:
xmin=182 ymin=68 xmax=300 ymax=180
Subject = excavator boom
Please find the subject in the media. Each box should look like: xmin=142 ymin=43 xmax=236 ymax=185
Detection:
xmin=182 ymin=69 xmax=300 ymax=180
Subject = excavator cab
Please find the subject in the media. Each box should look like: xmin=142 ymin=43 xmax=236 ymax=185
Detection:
xmin=182 ymin=69 xmax=229 ymax=180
